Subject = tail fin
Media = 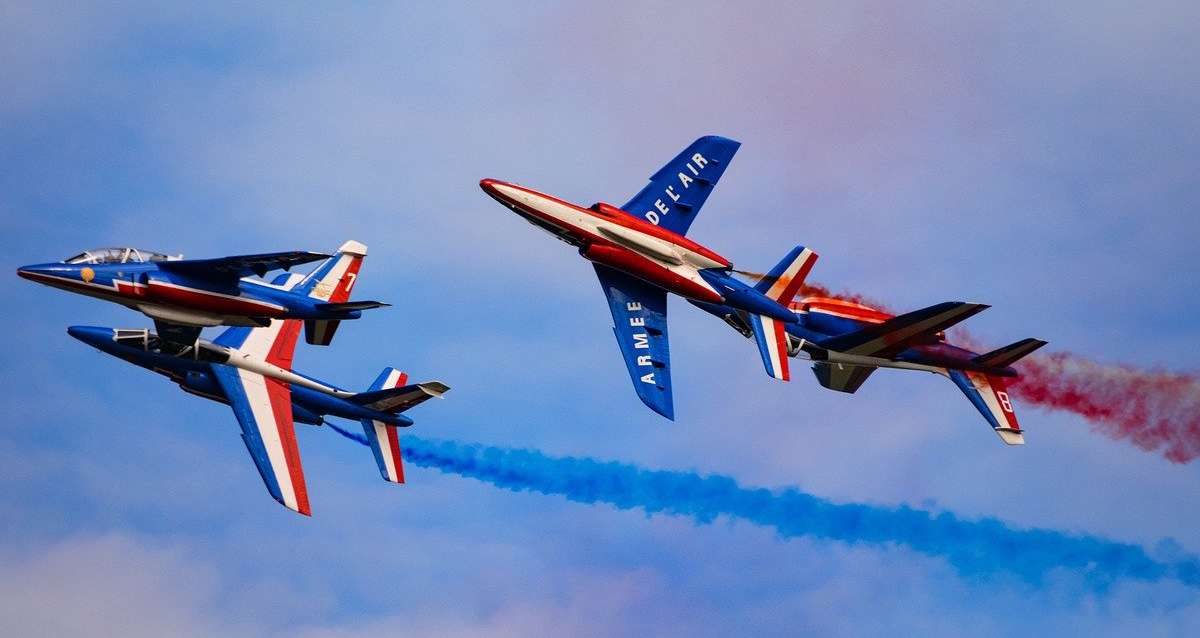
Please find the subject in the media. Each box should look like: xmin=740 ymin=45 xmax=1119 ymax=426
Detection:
xmin=298 ymin=240 xmax=368 ymax=346
xmin=297 ymin=240 xmax=367 ymax=302
xmin=748 ymin=314 xmax=791 ymax=380
xmin=973 ymin=338 xmax=1048 ymax=369
xmin=754 ymin=246 xmax=818 ymax=304
xmin=948 ymin=370 xmax=1025 ymax=445
xmin=360 ymin=367 xmax=408 ymax=483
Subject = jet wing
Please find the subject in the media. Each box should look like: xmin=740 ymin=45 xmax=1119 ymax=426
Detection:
xmin=818 ymin=302 xmax=989 ymax=359
xmin=593 ymin=264 xmax=674 ymax=419
xmin=211 ymin=364 xmax=311 ymax=515
xmin=621 ymin=135 xmax=741 ymax=236
xmin=158 ymin=251 xmax=331 ymax=280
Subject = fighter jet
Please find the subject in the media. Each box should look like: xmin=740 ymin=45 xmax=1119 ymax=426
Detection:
xmin=18 ymin=241 xmax=384 ymax=347
xmin=68 ymin=273 xmax=448 ymax=515
xmin=696 ymin=247 xmax=1047 ymax=444
xmin=481 ymin=135 xmax=814 ymax=419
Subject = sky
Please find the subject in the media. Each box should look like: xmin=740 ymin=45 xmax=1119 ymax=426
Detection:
xmin=2 ymin=1 xmax=1199 ymax=635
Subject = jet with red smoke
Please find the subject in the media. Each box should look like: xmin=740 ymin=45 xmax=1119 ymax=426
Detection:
xmin=694 ymin=249 xmax=1047 ymax=445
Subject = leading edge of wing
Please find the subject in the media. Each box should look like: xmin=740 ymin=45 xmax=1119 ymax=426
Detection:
xmin=210 ymin=364 xmax=311 ymax=515
xmin=592 ymin=264 xmax=674 ymax=420
xmin=158 ymin=251 xmax=331 ymax=280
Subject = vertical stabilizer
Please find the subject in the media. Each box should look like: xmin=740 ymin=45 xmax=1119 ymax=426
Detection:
xmin=948 ymin=370 xmax=1025 ymax=445
xmin=360 ymin=367 xmax=408 ymax=483
xmin=299 ymin=241 xmax=367 ymax=345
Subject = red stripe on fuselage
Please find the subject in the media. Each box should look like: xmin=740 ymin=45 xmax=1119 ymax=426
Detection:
xmin=146 ymin=280 xmax=285 ymax=317
xmin=583 ymin=243 xmax=724 ymax=303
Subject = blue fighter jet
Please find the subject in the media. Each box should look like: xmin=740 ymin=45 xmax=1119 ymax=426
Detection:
xmin=18 ymin=241 xmax=385 ymax=346
xmin=694 ymin=247 xmax=1047 ymax=444
xmin=68 ymin=274 xmax=449 ymax=515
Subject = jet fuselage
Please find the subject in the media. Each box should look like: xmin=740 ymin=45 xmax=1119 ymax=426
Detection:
xmin=19 ymin=262 xmax=363 ymax=328
xmin=480 ymin=179 xmax=796 ymax=324
xmin=67 ymin=325 xmax=411 ymax=427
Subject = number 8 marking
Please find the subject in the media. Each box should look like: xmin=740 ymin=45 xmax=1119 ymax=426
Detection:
xmin=997 ymin=391 xmax=1013 ymax=413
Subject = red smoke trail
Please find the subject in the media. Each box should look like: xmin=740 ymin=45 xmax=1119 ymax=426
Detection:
xmin=1009 ymin=353 xmax=1200 ymax=463
xmin=799 ymin=282 xmax=1200 ymax=463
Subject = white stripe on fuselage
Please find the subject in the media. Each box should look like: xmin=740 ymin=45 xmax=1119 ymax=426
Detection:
xmin=494 ymin=183 xmax=725 ymax=298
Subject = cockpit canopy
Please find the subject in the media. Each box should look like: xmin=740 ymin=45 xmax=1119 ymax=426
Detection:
xmin=63 ymin=247 xmax=181 ymax=265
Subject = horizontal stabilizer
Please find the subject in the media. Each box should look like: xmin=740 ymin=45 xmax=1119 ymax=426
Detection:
xmin=158 ymin=251 xmax=330 ymax=280
xmin=314 ymin=300 xmax=390 ymax=312
xmin=820 ymin=302 xmax=988 ymax=358
xmin=973 ymin=338 xmax=1048 ymax=369
xmin=749 ymin=314 xmax=791 ymax=380
xmin=349 ymin=382 xmax=450 ymax=414
xmin=813 ymin=362 xmax=876 ymax=394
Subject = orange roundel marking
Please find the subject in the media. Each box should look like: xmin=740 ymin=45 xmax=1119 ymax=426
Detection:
xmin=80 ymin=267 xmax=95 ymax=283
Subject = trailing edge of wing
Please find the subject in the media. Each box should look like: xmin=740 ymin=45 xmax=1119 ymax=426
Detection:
xmin=819 ymin=302 xmax=989 ymax=358
xmin=211 ymin=364 xmax=311 ymax=515
xmin=593 ymin=264 xmax=674 ymax=419
xmin=158 ymin=251 xmax=331 ymax=280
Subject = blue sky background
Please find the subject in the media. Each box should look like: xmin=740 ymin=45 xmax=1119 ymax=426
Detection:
xmin=2 ymin=2 xmax=1198 ymax=635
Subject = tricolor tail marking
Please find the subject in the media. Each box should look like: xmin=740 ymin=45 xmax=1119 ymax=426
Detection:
xmin=300 ymin=240 xmax=366 ymax=302
xmin=750 ymin=314 xmax=791 ymax=381
xmin=755 ymin=246 xmax=818 ymax=304
xmin=362 ymin=367 xmax=408 ymax=483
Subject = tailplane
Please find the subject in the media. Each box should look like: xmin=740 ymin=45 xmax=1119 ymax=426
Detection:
xmin=972 ymin=338 xmax=1048 ymax=369
xmin=948 ymin=369 xmax=1025 ymax=445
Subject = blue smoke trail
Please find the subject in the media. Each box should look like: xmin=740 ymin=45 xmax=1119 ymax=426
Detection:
xmin=326 ymin=426 xmax=1199 ymax=589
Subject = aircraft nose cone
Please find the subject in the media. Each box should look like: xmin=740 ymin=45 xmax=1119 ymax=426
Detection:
xmin=67 ymin=326 xmax=114 ymax=347
xmin=17 ymin=263 xmax=69 ymax=282
xmin=480 ymin=179 xmax=520 ymax=210
xmin=16 ymin=264 xmax=42 ymax=280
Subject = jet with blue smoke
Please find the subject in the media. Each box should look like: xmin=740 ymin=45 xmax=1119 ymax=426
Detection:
xmin=326 ymin=424 xmax=1199 ymax=590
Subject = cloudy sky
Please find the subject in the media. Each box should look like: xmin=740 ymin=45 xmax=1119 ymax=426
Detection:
xmin=2 ymin=2 xmax=1198 ymax=635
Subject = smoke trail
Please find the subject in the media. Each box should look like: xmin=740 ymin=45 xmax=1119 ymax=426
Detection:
xmin=773 ymin=280 xmax=1200 ymax=463
xmin=326 ymin=429 xmax=1199 ymax=589
xmin=1011 ymin=353 xmax=1200 ymax=463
